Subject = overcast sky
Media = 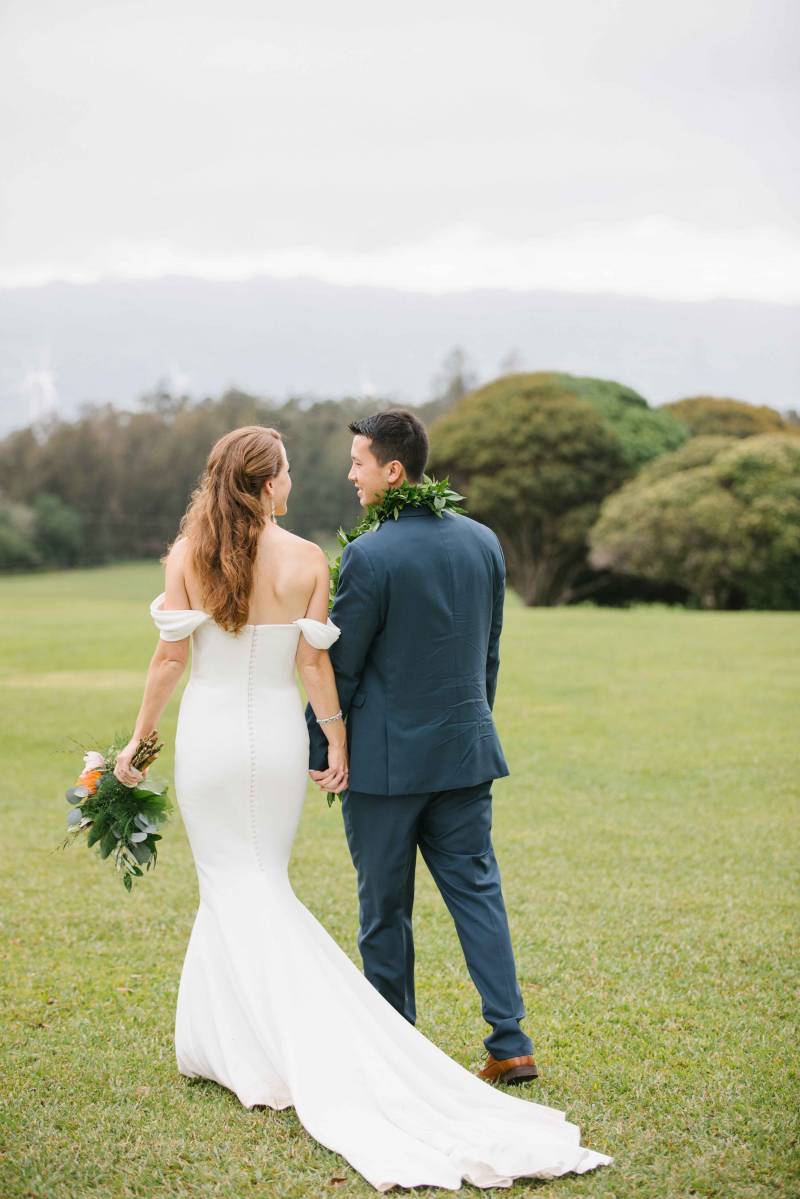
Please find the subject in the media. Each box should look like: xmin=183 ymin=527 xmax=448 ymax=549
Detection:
xmin=1 ymin=0 xmax=798 ymax=301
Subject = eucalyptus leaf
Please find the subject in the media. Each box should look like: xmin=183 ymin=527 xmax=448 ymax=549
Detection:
xmin=129 ymin=831 xmax=148 ymax=843
xmin=66 ymin=808 xmax=83 ymax=828
xmin=131 ymin=779 xmax=167 ymax=799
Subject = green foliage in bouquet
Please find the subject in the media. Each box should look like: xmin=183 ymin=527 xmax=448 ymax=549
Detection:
xmin=61 ymin=731 xmax=171 ymax=892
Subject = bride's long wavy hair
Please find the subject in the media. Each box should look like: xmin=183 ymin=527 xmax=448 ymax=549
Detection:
xmin=178 ymin=425 xmax=284 ymax=634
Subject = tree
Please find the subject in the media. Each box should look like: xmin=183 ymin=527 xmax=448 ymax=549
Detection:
xmin=0 ymin=499 xmax=40 ymax=570
xmin=139 ymin=386 xmax=191 ymax=418
xmin=430 ymin=347 xmax=479 ymax=409
xmin=0 ymin=390 xmax=395 ymax=566
xmin=589 ymin=434 xmax=800 ymax=609
xmin=663 ymin=395 xmax=794 ymax=439
xmin=32 ymin=493 xmax=83 ymax=567
xmin=428 ymin=372 xmax=687 ymax=605
xmin=498 ymin=348 xmax=524 ymax=374
xmin=275 ymin=395 xmax=377 ymax=544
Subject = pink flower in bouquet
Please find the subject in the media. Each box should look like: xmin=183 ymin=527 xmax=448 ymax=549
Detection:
xmin=83 ymin=751 xmax=105 ymax=772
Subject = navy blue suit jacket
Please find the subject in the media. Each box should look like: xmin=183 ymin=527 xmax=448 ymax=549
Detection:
xmin=305 ymin=506 xmax=510 ymax=796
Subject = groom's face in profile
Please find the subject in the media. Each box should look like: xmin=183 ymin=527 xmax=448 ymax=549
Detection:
xmin=348 ymin=435 xmax=405 ymax=508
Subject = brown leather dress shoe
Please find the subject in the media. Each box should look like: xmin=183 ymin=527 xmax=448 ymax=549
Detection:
xmin=477 ymin=1053 xmax=539 ymax=1085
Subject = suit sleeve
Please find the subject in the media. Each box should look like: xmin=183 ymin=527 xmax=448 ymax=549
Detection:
xmin=485 ymin=539 xmax=505 ymax=711
xmin=305 ymin=539 xmax=382 ymax=771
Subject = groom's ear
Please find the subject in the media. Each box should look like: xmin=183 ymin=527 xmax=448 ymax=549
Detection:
xmin=386 ymin=460 xmax=405 ymax=485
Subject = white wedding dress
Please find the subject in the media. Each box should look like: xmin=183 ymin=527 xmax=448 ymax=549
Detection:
xmin=151 ymin=594 xmax=612 ymax=1191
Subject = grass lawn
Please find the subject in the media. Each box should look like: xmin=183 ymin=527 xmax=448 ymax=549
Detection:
xmin=1 ymin=562 xmax=797 ymax=1198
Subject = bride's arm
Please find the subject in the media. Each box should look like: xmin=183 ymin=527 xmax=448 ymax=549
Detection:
xmin=295 ymin=548 xmax=348 ymax=794
xmin=114 ymin=544 xmax=191 ymax=785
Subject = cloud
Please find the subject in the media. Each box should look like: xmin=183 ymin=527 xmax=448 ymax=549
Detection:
xmin=2 ymin=218 xmax=797 ymax=303
xmin=1 ymin=0 xmax=797 ymax=301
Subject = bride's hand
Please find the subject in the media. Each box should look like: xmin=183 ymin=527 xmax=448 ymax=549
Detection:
xmin=114 ymin=739 xmax=145 ymax=788
xmin=311 ymin=742 xmax=349 ymax=794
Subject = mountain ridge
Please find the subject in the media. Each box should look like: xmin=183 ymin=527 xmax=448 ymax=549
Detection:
xmin=1 ymin=275 xmax=796 ymax=434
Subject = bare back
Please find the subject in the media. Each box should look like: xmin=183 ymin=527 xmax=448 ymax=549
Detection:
xmin=177 ymin=526 xmax=328 ymax=626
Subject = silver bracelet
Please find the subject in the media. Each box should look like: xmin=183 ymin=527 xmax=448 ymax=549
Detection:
xmin=317 ymin=709 xmax=343 ymax=726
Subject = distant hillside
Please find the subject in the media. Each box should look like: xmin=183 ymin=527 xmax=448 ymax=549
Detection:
xmin=0 ymin=276 xmax=797 ymax=433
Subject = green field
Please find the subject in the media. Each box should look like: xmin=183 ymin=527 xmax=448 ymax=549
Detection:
xmin=1 ymin=563 xmax=798 ymax=1199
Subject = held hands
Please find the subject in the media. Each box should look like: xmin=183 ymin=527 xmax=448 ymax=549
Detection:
xmin=309 ymin=740 xmax=349 ymax=796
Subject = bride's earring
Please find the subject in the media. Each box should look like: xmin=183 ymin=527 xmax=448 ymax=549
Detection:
xmin=270 ymin=498 xmax=277 ymax=524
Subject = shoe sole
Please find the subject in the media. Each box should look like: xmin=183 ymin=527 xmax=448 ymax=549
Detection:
xmin=497 ymin=1066 xmax=539 ymax=1084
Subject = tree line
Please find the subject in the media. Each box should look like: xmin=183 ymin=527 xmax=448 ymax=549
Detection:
xmin=0 ymin=388 xmax=453 ymax=566
xmin=1 ymin=375 xmax=798 ymax=609
xmin=429 ymin=378 xmax=799 ymax=609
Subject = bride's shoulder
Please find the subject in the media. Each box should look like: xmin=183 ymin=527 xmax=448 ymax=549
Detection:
xmin=275 ymin=529 xmax=328 ymax=566
xmin=164 ymin=535 xmax=190 ymax=563
xmin=164 ymin=535 xmax=197 ymax=588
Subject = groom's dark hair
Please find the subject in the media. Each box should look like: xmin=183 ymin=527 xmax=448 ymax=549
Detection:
xmin=348 ymin=410 xmax=429 ymax=482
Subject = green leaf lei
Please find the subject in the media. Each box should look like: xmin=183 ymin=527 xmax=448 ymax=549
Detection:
xmin=328 ymin=475 xmax=467 ymax=609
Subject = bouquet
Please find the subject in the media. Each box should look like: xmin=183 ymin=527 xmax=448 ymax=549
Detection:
xmin=60 ymin=731 xmax=171 ymax=892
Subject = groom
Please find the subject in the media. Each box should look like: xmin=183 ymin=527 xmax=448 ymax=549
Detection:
xmin=305 ymin=410 xmax=537 ymax=1084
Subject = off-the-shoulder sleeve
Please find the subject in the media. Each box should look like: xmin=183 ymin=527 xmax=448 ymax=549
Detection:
xmin=293 ymin=617 xmax=341 ymax=649
xmin=150 ymin=593 xmax=210 ymax=641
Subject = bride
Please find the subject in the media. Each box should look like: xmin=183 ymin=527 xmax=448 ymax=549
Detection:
xmin=114 ymin=425 xmax=611 ymax=1191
